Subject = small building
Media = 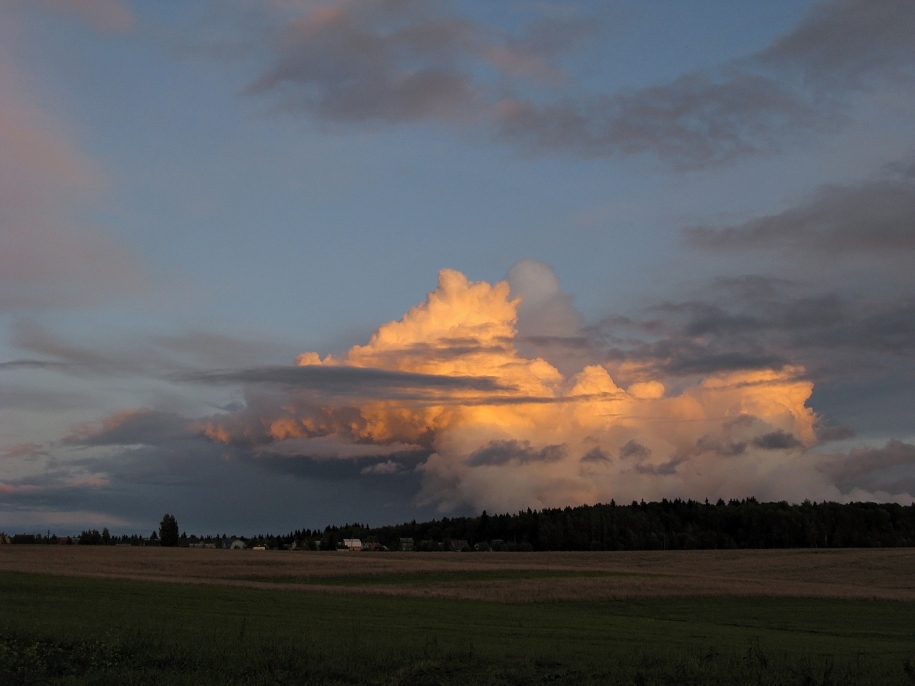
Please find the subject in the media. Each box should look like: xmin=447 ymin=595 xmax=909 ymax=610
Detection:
xmin=252 ymin=545 xmax=266 ymax=551
xmin=398 ymin=538 xmax=414 ymax=552
xmin=450 ymin=539 xmax=469 ymax=552
xmin=341 ymin=538 xmax=362 ymax=551
xmin=228 ymin=539 xmax=246 ymax=550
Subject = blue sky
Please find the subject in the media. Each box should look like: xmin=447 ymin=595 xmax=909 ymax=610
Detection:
xmin=2 ymin=0 xmax=915 ymax=535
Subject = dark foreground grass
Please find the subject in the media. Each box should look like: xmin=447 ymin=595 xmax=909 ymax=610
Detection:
xmin=1 ymin=571 xmax=914 ymax=685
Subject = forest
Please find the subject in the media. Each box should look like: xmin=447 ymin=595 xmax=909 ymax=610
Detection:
xmin=29 ymin=498 xmax=914 ymax=550
xmin=288 ymin=498 xmax=915 ymax=552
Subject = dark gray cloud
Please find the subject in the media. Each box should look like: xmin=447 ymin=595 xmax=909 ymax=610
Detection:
xmin=760 ymin=0 xmax=915 ymax=84
xmin=595 ymin=277 xmax=915 ymax=384
xmin=696 ymin=436 xmax=748 ymax=457
xmin=752 ymin=430 xmax=803 ymax=450
xmin=468 ymin=439 xmax=567 ymax=467
xmin=186 ymin=364 xmax=508 ymax=397
xmin=686 ymin=175 xmax=915 ymax=254
xmin=65 ymin=410 xmax=196 ymax=447
xmin=254 ymin=450 xmax=428 ymax=484
xmin=0 ymin=437 xmax=436 ymax=534
xmin=9 ymin=321 xmax=304 ymax=378
xmin=249 ymin=4 xmax=480 ymax=123
xmin=497 ymin=71 xmax=818 ymax=168
xmin=618 ymin=440 xmax=651 ymax=460
xmin=0 ymin=359 xmax=69 ymax=371
xmin=246 ymin=0 xmax=593 ymax=124
xmin=633 ymin=454 xmax=688 ymax=476
xmin=232 ymin=0 xmax=915 ymax=167
xmin=0 ymin=385 xmax=92 ymax=412
xmin=499 ymin=0 xmax=915 ymax=167
xmin=1 ymin=443 xmax=47 ymax=460
xmin=814 ymin=424 xmax=856 ymax=442
xmin=580 ymin=446 xmax=612 ymax=464
xmin=821 ymin=440 xmax=915 ymax=495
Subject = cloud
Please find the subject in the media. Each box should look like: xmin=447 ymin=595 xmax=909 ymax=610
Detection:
xmin=0 ymin=59 xmax=142 ymax=311
xmin=7 ymin=321 xmax=299 ymax=381
xmin=821 ymin=440 xmax=915 ymax=496
xmin=580 ymin=446 xmax=611 ymax=464
xmin=595 ymin=279 xmax=915 ymax=387
xmin=232 ymin=0 xmax=915 ymax=167
xmin=361 ymin=460 xmax=402 ymax=475
xmin=496 ymin=71 xmax=818 ymax=168
xmin=186 ymin=364 xmax=508 ymax=397
xmin=618 ymin=440 xmax=651 ymax=460
xmin=498 ymin=0 xmax=915 ymax=167
xmin=507 ymin=259 xmax=584 ymax=339
xmin=248 ymin=0 xmax=480 ymax=123
xmin=245 ymin=0 xmax=590 ymax=125
xmin=23 ymin=0 xmax=135 ymax=33
xmin=256 ymin=436 xmax=424 ymax=460
xmin=66 ymin=409 xmax=196 ymax=447
xmin=467 ymin=440 xmax=567 ymax=467
xmin=18 ymin=262 xmax=915 ymax=525
xmin=192 ymin=266 xmax=831 ymax=512
xmin=686 ymin=169 xmax=915 ymax=254
xmin=760 ymin=0 xmax=915 ymax=84
xmin=1 ymin=443 xmax=47 ymax=460
xmin=0 ymin=359 xmax=69 ymax=372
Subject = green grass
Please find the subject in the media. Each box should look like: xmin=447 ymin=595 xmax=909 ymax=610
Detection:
xmin=1 ymin=571 xmax=914 ymax=684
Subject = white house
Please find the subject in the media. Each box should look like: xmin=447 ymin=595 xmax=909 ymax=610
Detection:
xmin=341 ymin=538 xmax=362 ymax=551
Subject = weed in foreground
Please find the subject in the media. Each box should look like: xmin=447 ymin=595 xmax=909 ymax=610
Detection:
xmin=0 ymin=630 xmax=913 ymax=686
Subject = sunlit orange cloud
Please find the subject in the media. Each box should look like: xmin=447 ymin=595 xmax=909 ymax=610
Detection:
xmin=204 ymin=269 xmax=821 ymax=511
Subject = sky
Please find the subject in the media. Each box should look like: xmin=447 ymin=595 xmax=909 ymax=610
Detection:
xmin=1 ymin=0 xmax=915 ymax=536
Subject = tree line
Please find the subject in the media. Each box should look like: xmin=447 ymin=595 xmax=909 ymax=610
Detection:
xmin=7 ymin=500 xmax=915 ymax=550
xmin=266 ymin=498 xmax=915 ymax=551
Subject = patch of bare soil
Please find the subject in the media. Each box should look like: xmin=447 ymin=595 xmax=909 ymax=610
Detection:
xmin=1 ymin=547 xmax=913 ymax=602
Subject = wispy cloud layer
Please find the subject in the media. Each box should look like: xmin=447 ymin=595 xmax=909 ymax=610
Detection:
xmin=20 ymin=0 xmax=135 ymax=33
xmin=0 ymin=60 xmax=141 ymax=311
xmin=227 ymin=0 xmax=915 ymax=167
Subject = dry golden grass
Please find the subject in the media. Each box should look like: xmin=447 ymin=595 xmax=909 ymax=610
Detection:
xmin=2 ymin=546 xmax=914 ymax=602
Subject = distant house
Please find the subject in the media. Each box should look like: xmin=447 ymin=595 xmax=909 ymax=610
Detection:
xmin=341 ymin=538 xmax=362 ymax=551
xmin=57 ymin=536 xmax=71 ymax=545
xmin=450 ymin=539 xmax=469 ymax=552
xmin=398 ymin=538 xmax=414 ymax=552
xmin=228 ymin=539 xmax=246 ymax=550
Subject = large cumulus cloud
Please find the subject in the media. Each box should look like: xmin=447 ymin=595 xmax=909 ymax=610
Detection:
xmin=187 ymin=268 xmax=843 ymax=513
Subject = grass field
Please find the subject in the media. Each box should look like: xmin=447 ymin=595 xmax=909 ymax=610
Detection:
xmin=3 ymin=546 xmax=915 ymax=601
xmin=1 ymin=549 xmax=914 ymax=684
